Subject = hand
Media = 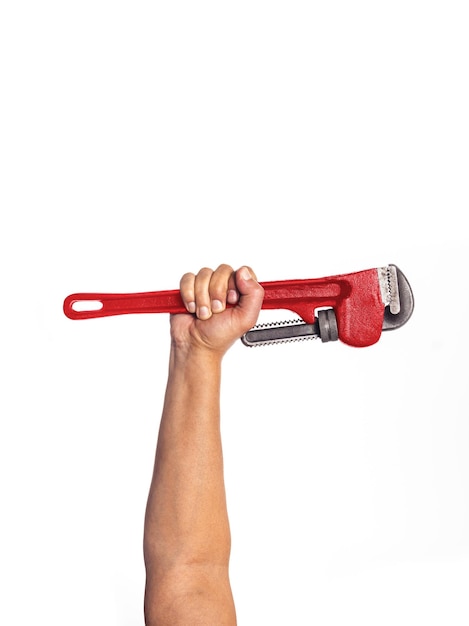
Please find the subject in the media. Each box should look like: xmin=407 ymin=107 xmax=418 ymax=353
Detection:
xmin=170 ymin=264 xmax=264 ymax=357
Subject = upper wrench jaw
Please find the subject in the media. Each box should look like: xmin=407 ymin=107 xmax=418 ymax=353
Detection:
xmin=381 ymin=265 xmax=414 ymax=331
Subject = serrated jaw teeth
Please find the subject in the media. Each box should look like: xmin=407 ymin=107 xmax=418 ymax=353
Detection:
xmin=377 ymin=265 xmax=400 ymax=315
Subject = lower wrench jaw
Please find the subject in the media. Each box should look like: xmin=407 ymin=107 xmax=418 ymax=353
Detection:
xmin=240 ymin=309 xmax=338 ymax=347
xmin=241 ymin=320 xmax=320 ymax=347
xmin=382 ymin=265 xmax=414 ymax=332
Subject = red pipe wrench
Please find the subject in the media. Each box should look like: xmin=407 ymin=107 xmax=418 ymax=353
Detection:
xmin=63 ymin=264 xmax=414 ymax=348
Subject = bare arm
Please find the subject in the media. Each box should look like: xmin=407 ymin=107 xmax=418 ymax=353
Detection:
xmin=143 ymin=265 xmax=264 ymax=626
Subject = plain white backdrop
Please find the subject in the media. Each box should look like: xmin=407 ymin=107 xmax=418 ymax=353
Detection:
xmin=1 ymin=2 xmax=468 ymax=624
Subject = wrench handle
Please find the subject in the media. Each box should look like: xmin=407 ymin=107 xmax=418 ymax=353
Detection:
xmin=63 ymin=278 xmax=342 ymax=322
xmin=63 ymin=289 xmax=186 ymax=320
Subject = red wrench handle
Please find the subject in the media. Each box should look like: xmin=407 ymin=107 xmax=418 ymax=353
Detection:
xmin=63 ymin=268 xmax=385 ymax=347
xmin=63 ymin=289 xmax=187 ymax=319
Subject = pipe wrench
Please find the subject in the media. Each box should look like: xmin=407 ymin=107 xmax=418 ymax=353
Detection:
xmin=63 ymin=264 xmax=414 ymax=348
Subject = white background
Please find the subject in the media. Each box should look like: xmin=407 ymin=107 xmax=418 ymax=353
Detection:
xmin=1 ymin=2 xmax=468 ymax=624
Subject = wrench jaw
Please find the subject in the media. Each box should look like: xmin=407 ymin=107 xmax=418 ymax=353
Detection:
xmin=381 ymin=265 xmax=414 ymax=332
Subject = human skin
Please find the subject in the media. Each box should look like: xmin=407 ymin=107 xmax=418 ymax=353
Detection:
xmin=143 ymin=264 xmax=264 ymax=625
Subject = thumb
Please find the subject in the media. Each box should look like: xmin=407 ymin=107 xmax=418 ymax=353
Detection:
xmin=234 ymin=266 xmax=264 ymax=330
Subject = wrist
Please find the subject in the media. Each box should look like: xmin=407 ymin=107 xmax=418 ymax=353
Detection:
xmin=169 ymin=341 xmax=224 ymax=371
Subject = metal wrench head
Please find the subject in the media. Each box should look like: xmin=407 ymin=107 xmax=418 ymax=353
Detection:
xmin=381 ymin=265 xmax=414 ymax=331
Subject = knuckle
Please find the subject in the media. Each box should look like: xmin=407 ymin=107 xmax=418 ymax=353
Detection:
xmin=194 ymin=268 xmax=212 ymax=302
xmin=210 ymin=272 xmax=232 ymax=300
xmin=197 ymin=267 xmax=213 ymax=278
xmin=180 ymin=272 xmax=195 ymax=292
xmin=180 ymin=271 xmax=195 ymax=282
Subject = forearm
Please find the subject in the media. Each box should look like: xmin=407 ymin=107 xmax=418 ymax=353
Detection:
xmin=143 ymin=265 xmax=262 ymax=624
xmin=144 ymin=345 xmax=231 ymax=575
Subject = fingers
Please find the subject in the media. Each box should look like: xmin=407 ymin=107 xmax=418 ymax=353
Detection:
xmin=206 ymin=264 xmax=239 ymax=314
xmin=193 ymin=267 xmax=216 ymax=320
xmin=179 ymin=264 xmax=238 ymax=320
xmin=179 ymin=272 xmax=196 ymax=313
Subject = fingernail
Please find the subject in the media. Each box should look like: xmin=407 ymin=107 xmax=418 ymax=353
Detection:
xmin=211 ymin=299 xmax=223 ymax=312
xmin=187 ymin=301 xmax=196 ymax=313
xmin=198 ymin=306 xmax=210 ymax=319
xmin=240 ymin=267 xmax=252 ymax=281
xmin=227 ymin=289 xmax=238 ymax=304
